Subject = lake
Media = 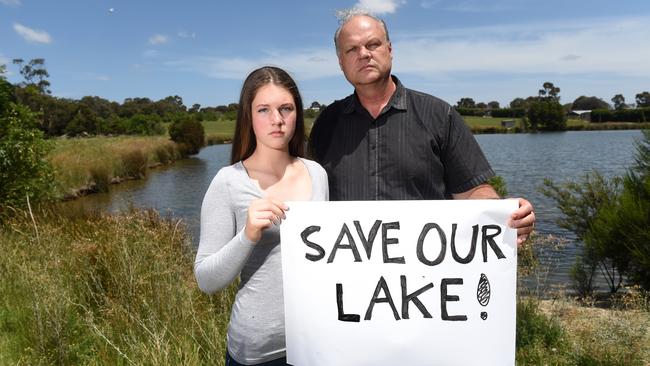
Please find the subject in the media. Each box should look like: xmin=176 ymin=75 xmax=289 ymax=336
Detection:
xmin=67 ymin=129 xmax=644 ymax=295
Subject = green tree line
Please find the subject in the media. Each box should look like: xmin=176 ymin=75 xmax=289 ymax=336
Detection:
xmin=7 ymin=58 xmax=238 ymax=137
xmin=454 ymin=81 xmax=650 ymax=130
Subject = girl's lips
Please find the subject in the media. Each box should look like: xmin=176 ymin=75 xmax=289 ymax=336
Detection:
xmin=269 ymin=131 xmax=285 ymax=137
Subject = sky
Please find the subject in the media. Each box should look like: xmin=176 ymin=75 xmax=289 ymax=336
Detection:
xmin=1 ymin=0 xmax=649 ymax=109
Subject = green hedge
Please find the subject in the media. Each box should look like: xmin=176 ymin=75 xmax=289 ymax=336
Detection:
xmin=491 ymin=108 xmax=526 ymax=118
xmin=591 ymin=108 xmax=649 ymax=123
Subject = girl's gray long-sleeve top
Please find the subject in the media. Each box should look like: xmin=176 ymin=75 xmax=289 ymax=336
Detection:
xmin=194 ymin=158 xmax=329 ymax=365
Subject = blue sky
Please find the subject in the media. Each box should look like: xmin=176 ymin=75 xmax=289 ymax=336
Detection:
xmin=2 ymin=0 xmax=649 ymax=108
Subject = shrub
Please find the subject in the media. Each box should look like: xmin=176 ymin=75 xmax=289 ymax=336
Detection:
xmin=0 ymin=102 xmax=54 ymax=210
xmin=88 ymin=162 xmax=111 ymax=193
xmin=491 ymin=108 xmax=526 ymax=118
xmin=592 ymin=108 xmax=649 ymax=123
xmin=528 ymin=100 xmax=567 ymax=130
xmin=587 ymin=130 xmax=650 ymax=290
xmin=516 ymin=299 xmax=564 ymax=350
xmin=541 ymin=172 xmax=625 ymax=293
xmin=454 ymin=107 xmax=486 ymax=117
xmin=168 ymin=117 xmax=205 ymax=155
xmin=121 ymin=113 xmax=165 ymax=135
xmin=118 ymin=149 xmax=148 ymax=179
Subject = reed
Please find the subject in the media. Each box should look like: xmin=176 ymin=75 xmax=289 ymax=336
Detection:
xmin=0 ymin=206 xmax=235 ymax=365
xmin=49 ymin=136 xmax=183 ymax=199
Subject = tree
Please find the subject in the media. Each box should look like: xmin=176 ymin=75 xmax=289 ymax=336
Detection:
xmin=571 ymin=96 xmax=609 ymax=110
xmin=456 ymin=97 xmax=476 ymax=109
xmin=538 ymin=81 xmax=560 ymax=102
xmin=527 ymin=100 xmax=566 ymax=130
xmin=636 ymin=91 xmax=650 ymax=108
xmin=487 ymin=101 xmax=500 ymax=110
xmin=476 ymin=102 xmax=487 ymax=109
xmin=12 ymin=58 xmax=51 ymax=94
xmin=168 ymin=117 xmax=205 ymax=155
xmin=0 ymin=65 xmax=14 ymax=108
xmin=611 ymin=94 xmax=626 ymax=110
xmin=310 ymin=101 xmax=322 ymax=109
xmin=587 ymin=130 xmax=650 ymax=290
xmin=541 ymin=172 xmax=623 ymax=294
xmin=1 ymin=72 xmax=54 ymax=209
xmin=509 ymin=98 xmax=527 ymax=109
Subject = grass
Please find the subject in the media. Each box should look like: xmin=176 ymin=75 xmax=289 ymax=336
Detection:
xmin=202 ymin=118 xmax=316 ymax=145
xmin=48 ymin=136 xmax=185 ymax=199
xmin=0 ymin=206 xmax=648 ymax=365
xmin=204 ymin=116 xmax=649 ymax=141
xmin=0 ymin=206 xmax=236 ymax=365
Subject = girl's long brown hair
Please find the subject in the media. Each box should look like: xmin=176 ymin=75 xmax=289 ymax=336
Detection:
xmin=230 ymin=66 xmax=305 ymax=164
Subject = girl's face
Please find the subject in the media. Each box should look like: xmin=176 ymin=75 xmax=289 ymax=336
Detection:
xmin=251 ymin=83 xmax=297 ymax=153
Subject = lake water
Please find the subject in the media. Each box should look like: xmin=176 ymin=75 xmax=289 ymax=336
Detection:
xmin=67 ymin=130 xmax=643 ymax=295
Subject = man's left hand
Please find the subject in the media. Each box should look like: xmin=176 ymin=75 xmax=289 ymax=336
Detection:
xmin=508 ymin=198 xmax=535 ymax=246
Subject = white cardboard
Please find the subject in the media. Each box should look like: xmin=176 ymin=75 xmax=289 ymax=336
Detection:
xmin=280 ymin=199 xmax=518 ymax=366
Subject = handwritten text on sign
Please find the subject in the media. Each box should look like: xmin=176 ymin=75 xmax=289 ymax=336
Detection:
xmin=280 ymin=200 xmax=518 ymax=366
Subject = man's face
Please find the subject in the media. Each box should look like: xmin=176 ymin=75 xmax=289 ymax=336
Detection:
xmin=336 ymin=15 xmax=392 ymax=88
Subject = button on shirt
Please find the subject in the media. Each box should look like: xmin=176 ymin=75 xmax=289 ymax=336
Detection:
xmin=309 ymin=76 xmax=495 ymax=201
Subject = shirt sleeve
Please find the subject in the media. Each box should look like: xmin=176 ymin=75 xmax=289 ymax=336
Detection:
xmin=194 ymin=168 xmax=256 ymax=294
xmin=441 ymin=106 xmax=495 ymax=194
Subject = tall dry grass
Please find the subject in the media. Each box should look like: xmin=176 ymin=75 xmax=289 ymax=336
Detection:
xmin=49 ymin=136 xmax=185 ymax=199
xmin=0 ymin=206 xmax=235 ymax=365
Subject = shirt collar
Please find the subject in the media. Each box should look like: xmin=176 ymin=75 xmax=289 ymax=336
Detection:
xmin=342 ymin=75 xmax=408 ymax=115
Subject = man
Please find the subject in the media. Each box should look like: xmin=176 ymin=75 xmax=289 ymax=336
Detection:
xmin=309 ymin=10 xmax=535 ymax=244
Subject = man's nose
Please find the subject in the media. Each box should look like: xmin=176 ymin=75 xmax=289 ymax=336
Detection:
xmin=359 ymin=46 xmax=371 ymax=59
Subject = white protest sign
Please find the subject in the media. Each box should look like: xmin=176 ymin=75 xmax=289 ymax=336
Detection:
xmin=280 ymin=200 xmax=518 ymax=366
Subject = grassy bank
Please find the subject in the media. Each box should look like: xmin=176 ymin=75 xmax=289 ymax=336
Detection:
xmin=0 ymin=207 xmax=235 ymax=365
xmin=49 ymin=136 xmax=187 ymax=199
xmin=203 ymin=117 xmax=650 ymax=141
xmin=1 ymin=208 xmax=648 ymax=365
xmin=202 ymin=118 xmax=316 ymax=145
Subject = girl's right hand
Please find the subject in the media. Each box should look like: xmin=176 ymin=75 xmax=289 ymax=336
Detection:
xmin=244 ymin=198 xmax=289 ymax=243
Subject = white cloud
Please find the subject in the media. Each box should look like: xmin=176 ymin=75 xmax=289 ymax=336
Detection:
xmin=13 ymin=23 xmax=52 ymax=44
xmin=390 ymin=16 xmax=650 ymax=78
xmin=420 ymin=0 xmax=440 ymax=9
xmin=143 ymin=49 xmax=159 ymax=58
xmin=148 ymin=34 xmax=168 ymax=45
xmin=0 ymin=0 xmax=21 ymax=6
xmin=443 ymin=1 xmax=510 ymax=13
xmin=354 ymin=0 xmax=405 ymax=15
xmin=86 ymin=73 xmax=110 ymax=81
xmin=177 ymin=30 xmax=196 ymax=39
xmin=167 ymin=48 xmax=340 ymax=81
xmin=165 ymin=14 xmax=649 ymax=105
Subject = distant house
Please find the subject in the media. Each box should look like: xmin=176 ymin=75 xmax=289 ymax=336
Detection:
xmin=570 ymin=110 xmax=592 ymax=122
xmin=501 ymin=119 xmax=515 ymax=129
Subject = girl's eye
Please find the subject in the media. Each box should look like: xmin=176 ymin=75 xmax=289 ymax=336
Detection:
xmin=280 ymin=105 xmax=294 ymax=117
xmin=257 ymin=107 xmax=268 ymax=113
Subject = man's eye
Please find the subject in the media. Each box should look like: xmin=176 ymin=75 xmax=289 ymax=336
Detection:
xmin=367 ymin=43 xmax=379 ymax=51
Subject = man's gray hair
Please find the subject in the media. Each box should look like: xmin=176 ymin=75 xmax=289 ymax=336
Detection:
xmin=333 ymin=8 xmax=390 ymax=55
